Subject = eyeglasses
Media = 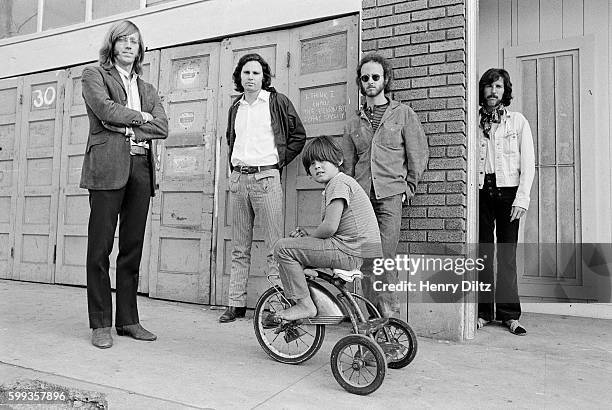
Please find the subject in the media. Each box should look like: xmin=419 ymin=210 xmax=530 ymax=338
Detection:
xmin=360 ymin=74 xmax=381 ymax=82
xmin=116 ymin=36 xmax=139 ymax=45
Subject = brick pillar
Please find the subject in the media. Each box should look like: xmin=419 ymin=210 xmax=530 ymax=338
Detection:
xmin=361 ymin=0 xmax=469 ymax=340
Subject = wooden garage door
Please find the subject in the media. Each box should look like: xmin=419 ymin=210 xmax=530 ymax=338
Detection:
xmin=0 ymin=77 xmax=23 ymax=279
xmin=214 ymin=32 xmax=290 ymax=307
xmin=55 ymin=51 xmax=159 ymax=292
xmin=284 ymin=16 xmax=359 ymax=236
xmin=213 ymin=15 xmax=359 ymax=307
xmin=13 ymin=71 xmax=65 ymax=283
xmin=148 ymin=44 xmax=219 ymax=303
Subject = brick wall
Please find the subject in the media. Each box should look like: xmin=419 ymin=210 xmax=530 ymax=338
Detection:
xmin=361 ymin=0 xmax=467 ymax=256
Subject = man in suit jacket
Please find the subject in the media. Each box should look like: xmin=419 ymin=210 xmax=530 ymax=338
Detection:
xmin=80 ymin=20 xmax=168 ymax=348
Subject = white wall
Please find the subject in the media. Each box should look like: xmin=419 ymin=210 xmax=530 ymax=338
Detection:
xmin=0 ymin=0 xmax=360 ymax=78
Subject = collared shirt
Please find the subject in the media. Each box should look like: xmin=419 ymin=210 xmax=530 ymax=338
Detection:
xmin=477 ymin=110 xmax=536 ymax=210
xmin=231 ymin=89 xmax=278 ymax=167
xmin=115 ymin=65 xmax=147 ymax=149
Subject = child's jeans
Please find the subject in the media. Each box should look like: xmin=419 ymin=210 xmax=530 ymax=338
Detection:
xmin=274 ymin=237 xmax=362 ymax=300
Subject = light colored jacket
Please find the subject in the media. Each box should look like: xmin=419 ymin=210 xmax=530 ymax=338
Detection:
xmin=478 ymin=110 xmax=535 ymax=210
xmin=343 ymin=100 xmax=428 ymax=199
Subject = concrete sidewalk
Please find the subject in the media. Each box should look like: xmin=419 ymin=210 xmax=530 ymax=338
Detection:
xmin=0 ymin=279 xmax=610 ymax=409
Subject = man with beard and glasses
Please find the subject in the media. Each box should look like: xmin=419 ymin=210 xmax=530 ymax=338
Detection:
xmin=477 ymin=68 xmax=535 ymax=336
xmin=343 ymin=53 xmax=428 ymax=317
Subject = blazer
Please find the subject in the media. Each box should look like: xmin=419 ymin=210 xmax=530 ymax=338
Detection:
xmin=79 ymin=65 xmax=168 ymax=196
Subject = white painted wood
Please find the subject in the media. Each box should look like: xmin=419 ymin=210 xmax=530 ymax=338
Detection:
xmin=0 ymin=77 xmax=23 ymax=280
xmin=0 ymin=0 xmax=360 ymax=79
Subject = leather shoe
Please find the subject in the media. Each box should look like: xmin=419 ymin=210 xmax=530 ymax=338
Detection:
xmin=116 ymin=323 xmax=157 ymax=341
xmin=92 ymin=327 xmax=113 ymax=349
xmin=219 ymin=306 xmax=246 ymax=323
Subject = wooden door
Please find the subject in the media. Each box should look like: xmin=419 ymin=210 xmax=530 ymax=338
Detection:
xmin=0 ymin=77 xmax=23 ymax=279
xmin=506 ymin=37 xmax=596 ymax=300
xmin=148 ymin=44 xmax=219 ymax=303
xmin=13 ymin=71 xmax=65 ymax=283
xmin=55 ymin=52 xmax=159 ymax=291
xmin=214 ymin=32 xmax=290 ymax=306
xmin=284 ymin=15 xmax=360 ymax=235
xmin=54 ymin=64 xmax=90 ymax=286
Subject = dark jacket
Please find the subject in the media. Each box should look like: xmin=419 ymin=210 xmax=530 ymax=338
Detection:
xmin=79 ymin=65 xmax=168 ymax=196
xmin=226 ymin=87 xmax=306 ymax=171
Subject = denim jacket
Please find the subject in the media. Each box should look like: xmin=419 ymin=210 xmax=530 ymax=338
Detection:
xmin=478 ymin=110 xmax=535 ymax=210
xmin=343 ymin=100 xmax=428 ymax=200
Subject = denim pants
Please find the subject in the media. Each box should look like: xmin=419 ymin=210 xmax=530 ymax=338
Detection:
xmin=228 ymin=169 xmax=283 ymax=307
xmin=478 ymin=174 xmax=521 ymax=322
xmin=274 ymin=237 xmax=362 ymax=300
xmin=361 ymin=190 xmax=403 ymax=312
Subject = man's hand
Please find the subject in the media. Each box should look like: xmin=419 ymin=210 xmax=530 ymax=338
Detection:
xmin=510 ymin=206 xmax=527 ymax=222
xmin=402 ymin=193 xmax=407 ymax=203
xmin=141 ymin=112 xmax=154 ymax=123
xmin=101 ymin=121 xmax=126 ymax=134
xmin=289 ymin=227 xmax=308 ymax=238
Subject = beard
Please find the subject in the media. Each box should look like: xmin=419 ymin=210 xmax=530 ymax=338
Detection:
xmin=361 ymin=82 xmax=385 ymax=98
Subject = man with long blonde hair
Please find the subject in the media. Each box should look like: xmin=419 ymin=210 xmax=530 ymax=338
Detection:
xmin=80 ymin=20 xmax=167 ymax=348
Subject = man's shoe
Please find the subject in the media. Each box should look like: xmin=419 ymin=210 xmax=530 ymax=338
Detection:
xmin=219 ymin=306 xmax=246 ymax=323
xmin=116 ymin=323 xmax=157 ymax=341
xmin=92 ymin=327 xmax=113 ymax=349
xmin=505 ymin=319 xmax=527 ymax=336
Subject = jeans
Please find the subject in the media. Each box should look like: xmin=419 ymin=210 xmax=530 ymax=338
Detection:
xmin=361 ymin=190 xmax=403 ymax=314
xmin=274 ymin=237 xmax=362 ymax=300
xmin=478 ymin=174 xmax=521 ymax=322
xmin=228 ymin=169 xmax=283 ymax=307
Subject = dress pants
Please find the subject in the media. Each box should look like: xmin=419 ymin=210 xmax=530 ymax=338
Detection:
xmin=478 ymin=174 xmax=521 ymax=322
xmin=87 ymin=155 xmax=151 ymax=329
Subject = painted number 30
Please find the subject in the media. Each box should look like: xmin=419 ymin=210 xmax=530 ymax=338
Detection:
xmin=32 ymin=86 xmax=56 ymax=108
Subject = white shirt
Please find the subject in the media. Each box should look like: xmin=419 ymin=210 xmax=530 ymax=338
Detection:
xmin=115 ymin=65 xmax=147 ymax=149
xmin=478 ymin=111 xmax=535 ymax=210
xmin=231 ymin=89 xmax=278 ymax=167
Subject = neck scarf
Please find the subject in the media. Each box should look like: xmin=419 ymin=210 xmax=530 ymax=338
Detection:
xmin=479 ymin=105 xmax=504 ymax=139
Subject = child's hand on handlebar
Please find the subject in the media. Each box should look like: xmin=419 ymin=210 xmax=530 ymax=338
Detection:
xmin=289 ymin=227 xmax=308 ymax=238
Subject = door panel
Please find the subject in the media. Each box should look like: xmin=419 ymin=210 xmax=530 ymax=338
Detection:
xmin=214 ymin=32 xmax=290 ymax=306
xmin=285 ymin=15 xmax=360 ymax=236
xmin=14 ymin=71 xmax=65 ymax=283
xmin=149 ymin=44 xmax=219 ymax=303
xmin=506 ymin=37 xmax=596 ymax=300
xmin=0 ymin=77 xmax=23 ymax=279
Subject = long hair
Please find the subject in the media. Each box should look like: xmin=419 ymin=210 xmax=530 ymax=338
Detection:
xmin=232 ymin=53 xmax=272 ymax=93
xmin=356 ymin=53 xmax=393 ymax=96
xmin=479 ymin=68 xmax=513 ymax=107
xmin=302 ymin=136 xmax=344 ymax=176
xmin=99 ymin=20 xmax=145 ymax=75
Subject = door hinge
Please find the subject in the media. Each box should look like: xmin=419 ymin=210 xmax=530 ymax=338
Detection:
xmin=10 ymin=247 xmax=14 ymax=258
xmin=286 ymin=51 xmax=291 ymax=68
xmin=18 ymin=94 xmax=23 ymax=105
xmin=53 ymin=245 xmax=57 ymax=264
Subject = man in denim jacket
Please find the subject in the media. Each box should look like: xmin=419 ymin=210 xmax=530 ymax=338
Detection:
xmin=343 ymin=53 xmax=428 ymax=317
xmin=477 ymin=68 xmax=535 ymax=336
